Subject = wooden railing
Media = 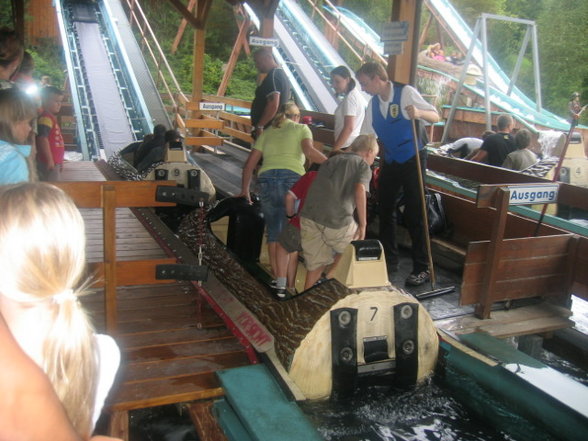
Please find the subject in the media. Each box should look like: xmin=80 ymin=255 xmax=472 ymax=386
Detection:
xmin=122 ymin=0 xmax=189 ymax=125
xmin=54 ymin=181 xmax=178 ymax=334
xmin=303 ymin=0 xmax=387 ymax=66
xmin=182 ymin=95 xmax=254 ymax=147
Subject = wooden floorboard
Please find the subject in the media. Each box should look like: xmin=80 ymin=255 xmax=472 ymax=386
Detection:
xmin=123 ymin=352 xmax=250 ymax=383
xmin=119 ymin=327 xmax=234 ymax=349
xmin=61 ymin=161 xmax=251 ymax=418
xmin=434 ymin=302 xmax=573 ymax=338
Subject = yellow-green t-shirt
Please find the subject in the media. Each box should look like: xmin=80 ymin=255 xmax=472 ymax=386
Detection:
xmin=254 ymin=119 xmax=312 ymax=176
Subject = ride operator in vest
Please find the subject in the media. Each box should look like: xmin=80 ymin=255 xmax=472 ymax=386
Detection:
xmin=356 ymin=62 xmax=440 ymax=287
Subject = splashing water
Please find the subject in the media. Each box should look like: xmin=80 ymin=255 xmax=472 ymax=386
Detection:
xmin=300 ymin=379 xmax=516 ymax=441
xmin=537 ymin=130 xmax=566 ymax=159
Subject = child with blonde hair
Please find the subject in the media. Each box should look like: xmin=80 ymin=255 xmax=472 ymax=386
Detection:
xmin=0 ymin=183 xmax=120 ymax=438
xmin=300 ymin=134 xmax=377 ymax=289
xmin=0 ymin=88 xmax=37 ymax=184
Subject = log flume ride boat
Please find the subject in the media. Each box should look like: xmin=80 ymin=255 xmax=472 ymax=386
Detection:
xmin=107 ymin=140 xmax=588 ymax=441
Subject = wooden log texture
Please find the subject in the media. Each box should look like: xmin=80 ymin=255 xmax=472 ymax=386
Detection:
xmin=179 ymin=211 xmax=439 ymax=399
xmin=179 ymin=210 xmax=350 ymax=367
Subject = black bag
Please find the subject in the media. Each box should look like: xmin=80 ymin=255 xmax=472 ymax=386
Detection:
xmin=397 ymin=191 xmax=447 ymax=235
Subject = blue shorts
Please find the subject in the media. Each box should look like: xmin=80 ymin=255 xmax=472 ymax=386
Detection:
xmin=256 ymin=169 xmax=301 ymax=242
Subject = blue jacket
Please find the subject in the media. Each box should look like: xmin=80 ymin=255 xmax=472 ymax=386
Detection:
xmin=0 ymin=139 xmax=31 ymax=184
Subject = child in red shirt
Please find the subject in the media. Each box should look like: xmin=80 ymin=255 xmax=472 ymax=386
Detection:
xmin=273 ymin=170 xmax=318 ymax=297
xmin=37 ymin=86 xmax=65 ymax=181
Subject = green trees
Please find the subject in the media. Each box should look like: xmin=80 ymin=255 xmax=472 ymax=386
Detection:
xmin=537 ymin=0 xmax=588 ymax=121
xmin=422 ymin=0 xmax=586 ymax=123
xmin=139 ymin=0 xmax=586 ymax=122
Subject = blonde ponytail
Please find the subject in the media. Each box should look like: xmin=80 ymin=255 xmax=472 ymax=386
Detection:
xmin=0 ymin=183 xmax=97 ymax=437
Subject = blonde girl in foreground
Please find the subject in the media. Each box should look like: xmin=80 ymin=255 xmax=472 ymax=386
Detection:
xmin=0 ymin=183 xmax=120 ymax=438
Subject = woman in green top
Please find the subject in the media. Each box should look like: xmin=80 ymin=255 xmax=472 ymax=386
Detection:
xmin=241 ymin=102 xmax=327 ymax=279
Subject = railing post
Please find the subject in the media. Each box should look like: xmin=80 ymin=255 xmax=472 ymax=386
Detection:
xmin=102 ymin=185 xmax=118 ymax=334
xmin=475 ymin=187 xmax=510 ymax=319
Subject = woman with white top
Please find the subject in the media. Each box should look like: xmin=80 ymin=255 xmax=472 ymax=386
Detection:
xmin=330 ymin=65 xmax=367 ymax=153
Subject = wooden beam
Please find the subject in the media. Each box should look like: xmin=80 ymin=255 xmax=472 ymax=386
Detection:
xmin=187 ymin=401 xmax=228 ymax=441
xmin=259 ymin=0 xmax=279 ymax=37
xmin=221 ymin=126 xmax=254 ymax=144
xmin=166 ymin=0 xmax=200 ymax=29
xmin=171 ymin=0 xmax=197 ymax=54
xmin=217 ymin=17 xmax=250 ymax=96
xmin=196 ymin=0 xmax=214 ymax=29
xmin=191 ymin=27 xmax=205 ymax=118
xmin=203 ymin=94 xmax=252 ymax=109
xmin=474 ymin=188 xmax=510 ymax=319
xmin=185 ymin=136 xmax=224 ymax=147
xmin=108 ymin=410 xmax=129 ymax=440
xmin=53 ymin=181 xmax=176 ymax=208
xmin=89 ymin=259 xmax=177 ymax=287
xmin=185 ymin=118 xmax=224 ymax=129
xmin=387 ymin=0 xmax=422 ymax=85
xmin=102 ymin=185 xmax=118 ymax=334
xmin=419 ymin=12 xmax=433 ymax=48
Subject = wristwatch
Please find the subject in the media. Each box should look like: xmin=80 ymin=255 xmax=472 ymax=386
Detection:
xmin=286 ymin=214 xmax=295 ymax=219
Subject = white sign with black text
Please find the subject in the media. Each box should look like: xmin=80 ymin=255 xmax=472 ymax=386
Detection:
xmin=249 ymin=36 xmax=279 ymax=48
xmin=199 ymin=102 xmax=225 ymax=111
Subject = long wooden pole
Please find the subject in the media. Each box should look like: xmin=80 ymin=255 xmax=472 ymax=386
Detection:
xmin=411 ymin=120 xmax=436 ymax=289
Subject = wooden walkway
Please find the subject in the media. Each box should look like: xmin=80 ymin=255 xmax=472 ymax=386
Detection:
xmin=59 ymin=161 xmax=251 ymax=440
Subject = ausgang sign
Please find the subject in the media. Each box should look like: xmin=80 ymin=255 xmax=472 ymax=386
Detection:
xmin=507 ymin=184 xmax=559 ymax=205
xmin=477 ymin=183 xmax=560 ymax=208
xmin=199 ymin=102 xmax=225 ymax=111
xmin=249 ymin=36 xmax=279 ymax=47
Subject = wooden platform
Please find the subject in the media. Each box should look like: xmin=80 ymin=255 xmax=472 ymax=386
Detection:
xmin=435 ymin=302 xmax=574 ymax=338
xmin=59 ymin=161 xmax=252 ymax=440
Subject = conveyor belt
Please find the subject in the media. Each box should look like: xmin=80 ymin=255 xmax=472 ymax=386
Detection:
xmin=59 ymin=0 xmax=167 ymax=159
xmin=103 ymin=0 xmax=170 ymax=128
xmin=75 ymin=16 xmax=134 ymax=157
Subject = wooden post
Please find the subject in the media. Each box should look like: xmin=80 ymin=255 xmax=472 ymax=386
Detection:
xmin=171 ymin=0 xmax=197 ymax=54
xmin=102 ymin=185 xmax=118 ymax=334
xmin=475 ymin=187 xmax=510 ymax=319
xmin=387 ymin=0 xmax=422 ymax=85
xmin=192 ymin=27 xmax=205 ymax=122
xmin=418 ymin=12 xmax=433 ymax=48
xmin=108 ymin=410 xmax=129 ymax=441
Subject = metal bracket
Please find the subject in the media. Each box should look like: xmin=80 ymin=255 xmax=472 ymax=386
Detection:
xmin=186 ymin=169 xmax=201 ymax=190
xmin=393 ymin=302 xmax=419 ymax=386
xmin=156 ymin=264 xmax=208 ymax=282
xmin=330 ymin=308 xmax=358 ymax=398
xmin=156 ymin=185 xmax=209 ymax=206
xmin=154 ymin=168 xmax=168 ymax=180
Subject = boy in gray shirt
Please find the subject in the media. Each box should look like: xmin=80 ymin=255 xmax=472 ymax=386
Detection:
xmin=300 ymin=134 xmax=377 ymax=289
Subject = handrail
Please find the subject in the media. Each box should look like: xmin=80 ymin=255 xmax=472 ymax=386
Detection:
xmin=304 ymin=0 xmax=387 ymax=66
xmin=121 ymin=0 xmax=189 ymax=126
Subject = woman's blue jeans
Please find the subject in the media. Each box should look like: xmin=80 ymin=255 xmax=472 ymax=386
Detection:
xmin=256 ymin=169 xmax=301 ymax=242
